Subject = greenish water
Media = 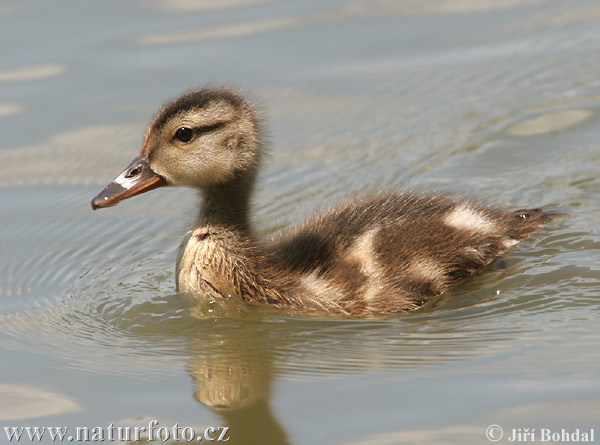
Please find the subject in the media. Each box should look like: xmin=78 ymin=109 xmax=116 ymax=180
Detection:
xmin=1 ymin=1 xmax=599 ymax=444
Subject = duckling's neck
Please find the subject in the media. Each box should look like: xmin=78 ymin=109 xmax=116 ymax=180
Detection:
xmin=198 ymin=179 xmax=254 ymax=234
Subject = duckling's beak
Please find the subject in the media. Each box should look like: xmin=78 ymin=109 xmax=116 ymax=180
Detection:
xmin=91 ymin=157 xmax=166 ymax=210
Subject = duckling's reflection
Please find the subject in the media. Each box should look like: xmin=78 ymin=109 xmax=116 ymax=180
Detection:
xmin=180 ymin=269 xmax=518 ymax=445
xmin=186 ymin=321 xmax=289 ymax=445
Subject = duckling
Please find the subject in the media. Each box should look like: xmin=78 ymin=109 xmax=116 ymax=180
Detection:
xmin=91 ymin=88 xmax=556 ymax=317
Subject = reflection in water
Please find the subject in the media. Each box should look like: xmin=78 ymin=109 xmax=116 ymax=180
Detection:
xmin=0 ymin=383 xmax=82 ymax=421
xmin=147 ymin=0 xmax=274 ymax=13
xmin=505 ymin=109 xmax=592 ymax=136
xmin=136 ymin=17 xmax=303 ymax=46
xmin=343 ymin=0 xmax=543 ymax=16
xmin=187 ymin=331 xmax=288 ymax=445
xmin=179 ymin=282 xmax=536 ymax=444
xmin=349 ymin=397 xmax=600 ymax=445
xmin=0 ymin=63 xmax=67 ymax=83
xmin=0 ymin=102 xmax=25 ymax=118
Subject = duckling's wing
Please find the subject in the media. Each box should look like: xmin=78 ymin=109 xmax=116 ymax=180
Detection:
xmin=270 ymin=194 xmax=557 ymax=316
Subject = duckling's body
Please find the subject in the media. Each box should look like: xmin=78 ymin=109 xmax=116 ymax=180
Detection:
xmin=92 ymin=89 xmax=555 ymax=317
xmin=176 ymin=194 xmax=551 ymax=316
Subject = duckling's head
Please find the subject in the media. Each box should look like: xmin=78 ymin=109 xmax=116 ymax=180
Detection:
xmin=92 ymin=89 xmax=262 ymax=209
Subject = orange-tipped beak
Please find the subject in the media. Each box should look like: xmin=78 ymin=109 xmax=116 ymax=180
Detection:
xmin=91 ymin=157 xmax=167 ymax=210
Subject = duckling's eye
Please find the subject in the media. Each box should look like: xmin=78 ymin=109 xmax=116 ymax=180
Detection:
xmin=175 ymin=127 xmax=193 ymax=143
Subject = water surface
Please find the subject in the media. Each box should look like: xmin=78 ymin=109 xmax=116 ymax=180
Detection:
xmin=1 ymin=0 xmax=599 ymax=443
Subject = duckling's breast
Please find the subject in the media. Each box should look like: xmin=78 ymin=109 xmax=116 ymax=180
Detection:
xmin=176 ymin=228 xmax=240 ymax=300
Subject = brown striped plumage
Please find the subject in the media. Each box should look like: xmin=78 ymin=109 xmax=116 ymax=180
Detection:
xmin=92 ymin=89 xmax=556 ymax=318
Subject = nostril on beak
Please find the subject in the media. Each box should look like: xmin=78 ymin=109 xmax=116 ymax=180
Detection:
xmin=126 ymin=166 xmax=142 ymax=178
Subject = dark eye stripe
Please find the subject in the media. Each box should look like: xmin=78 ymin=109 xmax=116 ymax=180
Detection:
xmin=195 ymin=121 xmax=226 ymax=134
xmin=173 ymin=121 xmax=226 ymax=143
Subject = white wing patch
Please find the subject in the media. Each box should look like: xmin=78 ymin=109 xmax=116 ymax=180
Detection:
xmin=346 ymin=227 xmax=382 ymax=301
xmin=300 ymin=271 xmax=347 ymax=313
xmin=444 ymin=204 xmax=497 ymax=234
xmin=407 ymin=257 xmax=447 ymax=290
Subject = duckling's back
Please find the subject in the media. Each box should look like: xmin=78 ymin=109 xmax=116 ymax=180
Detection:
xmin=271 ymin=193 xmax=555 ymax=316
